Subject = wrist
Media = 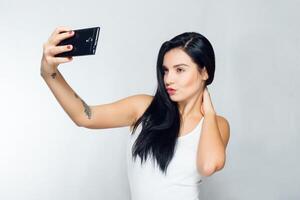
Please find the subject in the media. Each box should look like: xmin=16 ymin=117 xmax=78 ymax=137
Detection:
xmin=40 ymin=67 xmax=58 ymax=79
xmin=204 ymin=111 xmax=216 ymax=117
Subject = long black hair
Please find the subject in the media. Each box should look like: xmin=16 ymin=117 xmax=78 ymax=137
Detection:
xmin=130 ymin=32 xmax=215 ymax=175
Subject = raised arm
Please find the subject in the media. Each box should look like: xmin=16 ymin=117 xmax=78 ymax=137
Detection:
xmin=77 ymin=94 xmax=153 ymax=129
xmin=41 ymin=26 xmax=153 ymax=129
xmin=40 ymin=26 xmax=93 ymax=126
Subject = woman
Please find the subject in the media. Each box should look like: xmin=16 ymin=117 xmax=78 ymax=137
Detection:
xmin=41 ymin=26 xmax=230 ymax=200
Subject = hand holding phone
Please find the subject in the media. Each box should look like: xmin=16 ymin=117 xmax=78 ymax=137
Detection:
xmin=41 ymin=26 xmax=101 ymax=78
xmin=55 ymin=27 xmax=100 ymax=57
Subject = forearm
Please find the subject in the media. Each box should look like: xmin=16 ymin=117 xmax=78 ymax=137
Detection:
xmin=41 ymin=68 xmax=91 ymax=126
xmin=197 ymin=113 xmax=225 ymax=174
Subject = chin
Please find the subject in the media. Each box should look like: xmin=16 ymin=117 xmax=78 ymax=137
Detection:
xmin=168 ymin=95 xmax=177 ymax=101
xmin=169 ymin=95 xmax=183 ymax=102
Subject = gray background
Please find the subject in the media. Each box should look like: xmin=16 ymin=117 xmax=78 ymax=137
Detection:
xmin=0 ymin=0 xmax=299 ymax=199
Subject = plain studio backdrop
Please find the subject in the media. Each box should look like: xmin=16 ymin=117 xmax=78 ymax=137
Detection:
xmin=0 ymin=0 xmax=299 ymax=199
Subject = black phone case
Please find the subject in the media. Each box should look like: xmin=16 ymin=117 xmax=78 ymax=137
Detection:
xmin=55 ymin=27 xmax=100 ymax=57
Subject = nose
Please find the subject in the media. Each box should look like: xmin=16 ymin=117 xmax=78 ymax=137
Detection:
xmin=164 ymin=71 xmax=175 ymax=86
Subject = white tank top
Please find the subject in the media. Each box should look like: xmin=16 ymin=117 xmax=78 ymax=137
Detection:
xmin=126 ymin=117 xmax=205 ymax=200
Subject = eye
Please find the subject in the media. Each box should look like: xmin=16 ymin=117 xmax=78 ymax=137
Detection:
xmin=177 ymin=68 xmax=184 ymax=73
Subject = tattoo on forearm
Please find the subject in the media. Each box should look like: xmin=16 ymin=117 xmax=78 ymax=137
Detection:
xmin=40 ymin=69 xmax=57 ymax=79
xmin=51 ymin=72 xmax=57 ymax=79
xmin=82 ymin=100 xmax=92 ymax=120
xmin=74 ymin=92 xmax=92 ymax=119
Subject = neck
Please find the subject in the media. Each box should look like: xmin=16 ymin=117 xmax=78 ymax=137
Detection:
xmin=178 ymin=91 xmax=203 ymax=120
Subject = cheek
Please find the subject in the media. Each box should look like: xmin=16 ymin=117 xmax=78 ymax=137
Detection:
xmin=179 ymin=74 xmax=202 ymax=95
xmin=180 ymin=74 xmax=195 ymax=88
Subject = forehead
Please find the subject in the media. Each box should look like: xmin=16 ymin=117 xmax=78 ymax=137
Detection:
xmin=163 ymin=48 xmax=194 ymax=68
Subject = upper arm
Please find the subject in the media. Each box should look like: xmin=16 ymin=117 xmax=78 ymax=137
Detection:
xmin=78 ymin=94 xmax=153 ymax=129
xmin=216 ymin=115 xmax=230 ymax=149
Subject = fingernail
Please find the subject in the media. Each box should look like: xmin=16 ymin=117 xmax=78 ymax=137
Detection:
xmin=68 ymin=30 xmax=73 ymax=34
xmin=67 ymin=45 xmax=72 ymax=49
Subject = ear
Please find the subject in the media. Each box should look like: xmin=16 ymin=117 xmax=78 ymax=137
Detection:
xmin=201 ymin=67 xmax=209 ymax=81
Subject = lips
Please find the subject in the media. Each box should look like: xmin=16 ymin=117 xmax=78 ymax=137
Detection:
xmin=167 ymin=88 xmax=176 ymax=95
xmin=166 ymin=87 xmax=176 ymax=91
xmin=167 ymin=89 xmax=175 ymax=92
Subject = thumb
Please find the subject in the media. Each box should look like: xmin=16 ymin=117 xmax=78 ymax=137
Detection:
xmin=200 ymin=103 xmax=204 ymax=116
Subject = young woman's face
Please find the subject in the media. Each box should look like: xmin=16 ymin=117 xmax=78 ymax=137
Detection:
xmin=163 ymin=48 xmax=207 ymax=102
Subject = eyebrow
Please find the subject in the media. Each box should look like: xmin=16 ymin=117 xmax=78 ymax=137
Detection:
xmin=162 ymin=63 xmax=189 ymax=69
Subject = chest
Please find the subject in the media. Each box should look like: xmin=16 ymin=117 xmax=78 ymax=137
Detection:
xmin=178 ymin=118 xmax=203 ymax=137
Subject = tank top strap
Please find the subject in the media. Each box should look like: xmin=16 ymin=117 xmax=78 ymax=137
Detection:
xmin=177 ymin=117 xmax=204 ymax=141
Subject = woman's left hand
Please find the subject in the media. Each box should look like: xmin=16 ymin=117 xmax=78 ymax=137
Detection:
xmin=200 ymin=87 xmax=216 ymax=116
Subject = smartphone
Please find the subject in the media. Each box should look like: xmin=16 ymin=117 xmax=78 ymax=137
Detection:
xmin=55 ymin=27 xmax=100 ymax=57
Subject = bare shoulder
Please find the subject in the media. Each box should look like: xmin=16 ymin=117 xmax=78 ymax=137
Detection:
xmin=216 ymin=115 xmax=230 ymax=126
xmin=132 ymin=94 xmax=154 ymax=121
xmin=216 ymin=115 xmax=230 ymax=148
xmin=128 ymin=94 xmax=153 ymax=131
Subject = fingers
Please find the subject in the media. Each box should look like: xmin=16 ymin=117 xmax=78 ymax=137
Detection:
xmin=49 ymin=26 xmax=72 ymax=39
xmin=43 ymin=42 xmax=73 ymax=56
xmin=42 ymin=26 xmax=75 ymax=67
xmin=43 ymin=55 xmax=73 ymax=66
xmin=52 ymin=31 xmax=75 ymax=46
xmin=48 ymin=44 xmax=73 ymax=56
xmin=48 ymin=26 xmax=74 ymax=46
xmin=51 ymin=56 xmax=73 ymax=65
xmin=200 ymin=104 xmax=204 ymax=116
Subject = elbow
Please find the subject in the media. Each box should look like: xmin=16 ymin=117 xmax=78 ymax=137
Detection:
xmin=213 ymin=154 xmax=226 ymax=172
xmin=215 ymin=158 xmax=226 ymax=172
xmin=199 ymin=157 xmax=226 ymax=177
xmin=76 ymin=122 xmax=83 ymax=127
xmin=75 ymin=118 xmax=94 ymax=129
xmin=73 ymin=114 xmax=91 ymax=128
xmin=74 ymin=120 xmax=83 ymax=127
xmin=76 ymin=120 xmax=90 ymax=128
xmin=73 ymin=117 xmax=86 ymax=127
xmin=199 ymin=162 xmax=219 ymax=177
